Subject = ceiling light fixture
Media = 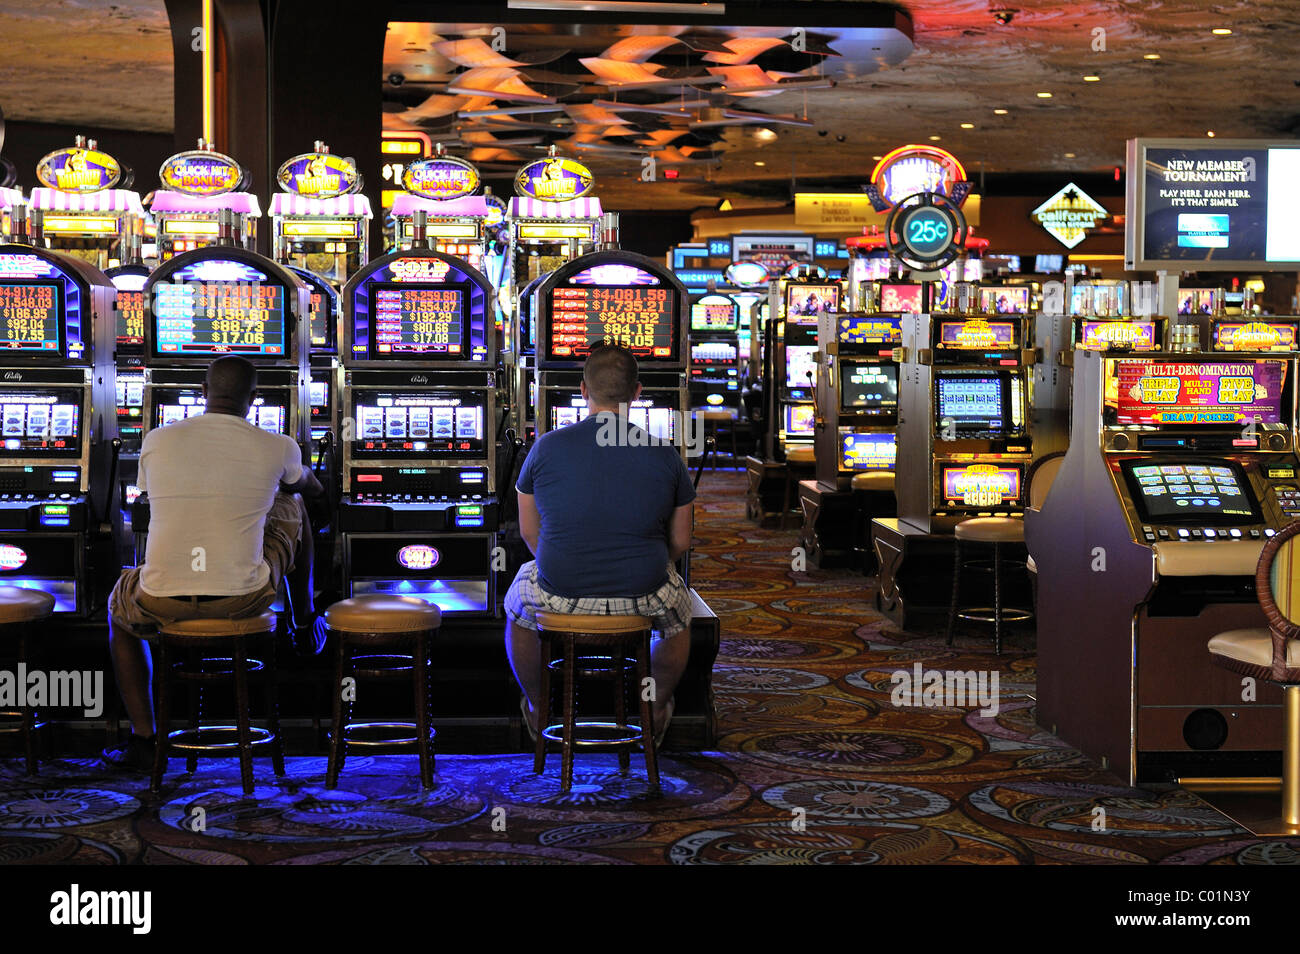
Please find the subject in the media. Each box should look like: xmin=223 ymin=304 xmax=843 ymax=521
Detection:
xmin=993 ymin=108 xmax=1009 ymax=115
xmin=1036 ymin=91 xmax=1053 ymax=98
xmin=929 ymin=135 xmax=941 ymax=141
xmin=1083 ymin=75 xmax=1100 ymax=82
xmin=1211 ymin=27 xmax=1233 ymax=35
xmin=960 ymin=123 xmax=975 ymax=129
xmin=1207 ymin=130 xmax=1216 ymax=137
xmin=1064 ymin=152 xmax=1076 ymax=158
xmin=754 ymin=160 xmax=766 ymax=166
xmin=1143 ymin=53 xmax=1161 ymax=60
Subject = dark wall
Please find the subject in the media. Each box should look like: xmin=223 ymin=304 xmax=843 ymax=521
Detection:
xmin=0 ymin=121 xmax=174 ymax=196
xmin=616 ymin=211 xmax=696 ymax=261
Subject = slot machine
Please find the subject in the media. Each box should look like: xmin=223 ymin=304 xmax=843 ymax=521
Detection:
xmin=337 ymin=247 xmax=497 ymax=615
xmin=152 ymin=143 xmax=260 ymax=261
xmin=0 ymin=242 xmax=117 ymax=613
xmin=269 ymin=143 xmax=370 ymax=286
xmin=505 ymin=273 xmax=549 ymax=442
xmin=285 ymin=267 xmax=340 ymax=460
xmin=687 ymin=293 xmax=741 ymax=412
xmin=764 ymin=278 xmax=843 ymax=459
xmin=137 ymin=247 xmax=311 ymax=556
xmin=1028 ymin=348 xmax=1300 ymax=783
xmin=104 ymin=262 xmax=149 ymax=512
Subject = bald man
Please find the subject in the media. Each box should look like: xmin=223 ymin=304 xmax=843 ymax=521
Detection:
xmin=103 ymin=355 xmax=323 ymax=770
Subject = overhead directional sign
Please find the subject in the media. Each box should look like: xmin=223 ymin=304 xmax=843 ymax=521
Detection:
xmin=1032 ymin=183 xmax=1108 ymax=249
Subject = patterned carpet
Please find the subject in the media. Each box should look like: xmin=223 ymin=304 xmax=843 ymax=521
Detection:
xmin=2 ymin=468 xmax=1298 ymax=865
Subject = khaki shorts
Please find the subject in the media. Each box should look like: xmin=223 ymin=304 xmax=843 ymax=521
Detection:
xmin=109 ymin=492 xmax=305 ymax=638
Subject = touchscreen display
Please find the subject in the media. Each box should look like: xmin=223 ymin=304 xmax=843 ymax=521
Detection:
xmin=1123 ymin=459 xmax=1260 ymax=523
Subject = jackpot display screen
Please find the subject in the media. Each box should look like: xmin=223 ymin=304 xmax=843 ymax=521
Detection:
xmin=785 ymin=345 xmax=818 ymax=389
xmin=978 ymin=286 xmax=1032 ymax=315
xmin=152 ymin=391 xmax=288 ymax=435
xmin=0 ymin=389 xmax=81 ymax=455
xmin=152 ymin=282 xmax=287 ymax=357
xmin=690 ymin=296 xmax=739 ymax=332
xmin=1121 ymin=458 xmax=1261 ymax=524
xmin=309 ymin=290 xmax=332 ymax=349
xmin=116 ymin=290 xmax=145 ymax=346
xmin=0 ymin=281 xmax=63 ymax=353
xmin=785 ymin=283 xmax=839 ymax=320
xmin=841 ymin=362 xmax=898 ymax=410
xmin=547 ymin=285 xmax=677 ymax=361
xmin=841 ymin=432 xmax=896 ymax=471
xmin=368 ymin=283 xmax=467 ymax=358
xmin=936 ymin=373 xmax=1007 ymax=432
xmin=941 ymin=464 xmax=1023 ymax=508
xmin=879 ymin=283 xmax=924 ymax=313
xmin=351 ymin=391 xmax=487 ymax=457
xmin=1108 ymin=358 xmax=1286 ymax=426
xmin=547 ymin=394 xmax=678 ymax=441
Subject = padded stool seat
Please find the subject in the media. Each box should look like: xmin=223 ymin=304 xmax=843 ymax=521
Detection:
xmin=1209 ymin=628 xmax=1300 ymax=681
xmin=700 ymin=409 xmax=733 ymax=421
xmin=535 ymin=612 xmax=651 ymax=633
xmin=159 ymin=611 xmax=278 ymax=638
xmin=325 ymin=594 xmax=441 ymax=634
xmin=0 ymin=587 xmax=55 ymax=624
xmin=782 ymin=447 xmax=817 ymax=529
xmin=785 ymin=446 xmax=816 ymax=465
xmin=954 ymin=516 xmax=1025 ymax=543
xmin=851 ymin=471 xmax=895 ymax=492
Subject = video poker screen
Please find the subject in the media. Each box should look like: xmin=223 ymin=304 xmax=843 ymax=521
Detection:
xmin=0 ymin=389 xmax=82 ymax=456
xmin=368 ymin=283 xmax=467 ymax=358
xmin=936 ymin=373 xmax=1006 ymax=431
xmin=309 ymin=379 xmax=330 ymax=423
xmin=941 ymin=464 xmax=1023 ymax=508
xmin=1121 ymin=458 xmax=1261 ymax=524
xmin=151 ymin=282 xmax=287 ymax=357
xmin=0 ymin=281 xmax=63 ymax=354
xmin=1108 ymin=358 xmax=1286 ymax=426
xmin=152 ymin=390 xmax=288 ymax=435
xmin=691 ymin=296 xmax=739 ymax=332
xmin=547 ymin=393 xmax=678 ymax=442
xmin=841 ymin=361 xmax=898 ymax=410
xmin=351 ymin=391 xmax=487 ymax=458
xmin=841 ymin=431 xmax=896 ymax=471
xmin=691 ymin=341 xmax=738 ymax=366
xmin=547 ymin=285 xmax=678 ymax=361
xmin=783 ymin=403 xmax=815 ymax=437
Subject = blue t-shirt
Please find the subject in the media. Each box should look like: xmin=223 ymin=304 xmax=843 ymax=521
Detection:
xmin=516 ymin=414 xmax=696 ymax=598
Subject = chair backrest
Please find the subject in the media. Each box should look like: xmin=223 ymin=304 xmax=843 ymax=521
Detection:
xmin=1026 ymin=451 xmax=1067 ymax=510
xmin=1254 ymin=521 xmax=1300 ymax=678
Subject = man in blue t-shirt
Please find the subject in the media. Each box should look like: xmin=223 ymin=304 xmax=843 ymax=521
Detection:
xmin=506 ymin=343 xmax=695 ymax=741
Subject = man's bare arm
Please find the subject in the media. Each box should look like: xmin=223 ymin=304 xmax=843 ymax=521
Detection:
xmin=518 ymin=491 xmax=540 ymax=556
xmin=667 ymin=502 xmax=693 ymax=562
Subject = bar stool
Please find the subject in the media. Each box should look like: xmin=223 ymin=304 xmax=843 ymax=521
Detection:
xmin=533 ymin=611 xmax=659 ymax=793
xmin=323 ymin=594 xmax=442 ymax=789
xmin=700 ymin=409 xmax=738 ymax=470
xmin=945 ymin=517 xmax=1033 ymax=655
xmin=151 ymin=611 xmax=284 ymax=795
xmin=0 ymin=587 xmax=56 ymax=775
xmin=850 ymin=471 xmax=896 ymax=573
xmin=782 ymin=446 xmax=817 ymax=530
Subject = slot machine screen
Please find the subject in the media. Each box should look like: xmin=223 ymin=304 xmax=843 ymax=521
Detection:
xmin=309 ymin=289 xmax=334 ymax=350
xmin=368 ymin=283 xmax=468 ymax=358
xmin=1121 ymin=459 xmax=1261 ymax=525
xmin=115 ymin=372 xmax=145 ymax=425
xmin=690 ymin=296 xmax=739 ymax=332
xmin=151 ymin=282 xmax=287 ymax=357
xmin=783 ymin=403 xmax=815 ymax=437
xmin=979 ymin=286 xmax=1031 ymax=314
xmin=0 ymin=281 xmax=64 ymax=354
xmin=1079 ymin=320 xmax=1159 ymax=351
xmin=879 ymin=283 xmax=924 ymax=313
xmin=691 ymin=341 xmax=738 ymax=366
xmin=840 ymin=432 xmax=896 ymax=471
xmin=1177 ymin=289 xmax=1218 ymax=316
xmin=309 ymin=379 xmax=330 ymax=424
xmin=151 ymin=390 xmax=289 ymax=435
xmin=351 ymin=390 xmax=487 ymax=458
xmin=935 ymin=372 xmax=1009 ymax=434
xmin=546 ymin=391 xmax=678 ymax=442
xmin=786 ymin=345 xmax=818 ymax=389
xmin=841 ymin=361 xmax=898 ymax=410
xmin=838 ymin=315 xmax=902 ymax=345
xmin=940 ymin=464 xmax=1023 ymax=508
xmin=784 ymin=283 xmax=839 ymax=321
xmin=546 ymin=284 xmax=678 ymax=362
xmin=1108 ymin=358 xmax=1286 ymax=426
xmin=0 ymin=388 xmax=82 ymax=456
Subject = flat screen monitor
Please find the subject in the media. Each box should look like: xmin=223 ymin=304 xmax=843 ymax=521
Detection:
xmin=784 ymin=283 xmax=839 ymax=321
xmin=935 ymin=372 xmax=1011 ymax=434
xmin=1035 ymin=254 xmax=1063 ymax=273
xmin=309 ymin=289 xmax=333 ymax=350
xmin=152 ymin=390 xmax=289 ymax=435
xmin=691 ymin=341 xmax=738 ymax=366
xmin=546 ymin=391 xmax=679 ymax=442
xmin=841 ymin=432 xmax=896 ymax=471
xmin=691 ymin=295 xmax=739 ymax=332
xmin=0 ymin=280 xmax=64 ymax=354
xmin=1107 ymin=358 xmax=1286 ymax=426
xmin=879 ymin=283 xmax=924 ymax=313
xmin=978 ymin=286 xmax=1032 ymax=315
xmin=368 ymin=282 xmax=468 ymax=358
xmin=785 ymin=345 xmax=818 ymax=389
xmin=1177 ymin=288 xmax=1218 ymax=316
xmin=841 ymin=361 xmax=898 ymax=410
xmin=547 ymin=284 xmax=678 ymax=362
xmin=1121 ymin=458 xmax=1262 ymax=525
xmin=783 ymin=403 xmax=815 ymax=437
xmin=940 ymin=463 xmax=1023 ymax=508
xmin=351 ymin=390 xmax=487 ymax=458
xmin=0 ymin=388 xmax=82 ymax=456
xmin=151 ymin=281 xmax=287 ymax=358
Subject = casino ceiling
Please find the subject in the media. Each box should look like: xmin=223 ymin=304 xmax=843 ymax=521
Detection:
xmin=1 ymin=0 xmax=1299 ymax=210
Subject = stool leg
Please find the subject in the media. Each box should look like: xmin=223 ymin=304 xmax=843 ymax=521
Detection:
xmin=414 ymin=630 xmax=433 ymax=788
xmin=18 ymin=627 xmax=36 ymax=776
xmin=945 ymin=539 xmax=963 ymax=647
xmin=186 ymin=647 xmax=200 ymax=774
xmin=561 ymin=635 xmax=576 ymax=793
xmin=233 ymin=639 xmax=255 ymax=795
xmin=533 ymin=632 xmax=551 ymax=774
xmin=264 ymin=635 xmax=285 ymax=778
xmin=150 ymin=639 xmax=171 ymax=794
xmin=781 ymin=471 xmax=793 ymax=530
xmin=613 ymin=644 xmax=630 ymax=776
xmin=638 ymin=632 xmax=660 ymax=790
xmin=327 ymin=634 xmax=345 ymax=789
xmin=993 ymin=543 xmax=1004 ymax=656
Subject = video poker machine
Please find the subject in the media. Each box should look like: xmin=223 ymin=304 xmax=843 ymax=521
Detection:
xmin=0 ymin=242 xmax=118 ymax=614
xmin=1028 ymin=350 xmax=1300 ymax=783
xmin=337 ymin=248 xmax=497 ymax=615
xmin=688 ymin=293 xmax=741 ymax=412
xmin=764 ymin=278 xmax=843 ymax=459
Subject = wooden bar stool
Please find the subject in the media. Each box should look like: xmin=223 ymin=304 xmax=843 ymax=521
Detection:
xmin=323 ymin=594 xmax=442 ymax=789
xmin=945 ymin=517 xmax=1033 ymax=655
xmin=700 ymin=409 xmax=738 ymax=470
xmin=850 ymin=471 xmax=896 ymax=574
xmin=151 ymin=611 xmax=284 ymax=795
xmin=0 ymin=587 xmax=56 ymax=775
xmin=781 ymin=446 xmax=817 ymax=530
xmin=533 ymin=612 xmax=659 ymax=793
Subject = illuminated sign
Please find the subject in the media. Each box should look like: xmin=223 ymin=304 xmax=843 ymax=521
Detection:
xmin=939 ymin=320 xmax=1016 ymax=349
xmin=159 ymin=150 xmax=244 ymax=197
xmin=1032 ymin=183 xmax=1108 ymax=249
xmin=548 ymin=285 xmax=676 ymax=361
xmin=869 ymin=145 xmax=969 ymax=209
xmin=517 ymin=223 xmax=594 ymax=240
xmin=0 ymin=282 xmax=61 ymax=351
xmin=398 ymin=544 xmax=440 ymax=570
xmin=276 ymin=152 xmax=360 ymax=198
xmin=283 ymin=220 xmax=359 ymax=239
xmin=0 ymin=545 xmax=27 ymax=570
xmin=838 ymin=316 xmax=902 ymax=345
xmin=388 ymin=258 xmax=452 ymax=283
xmin=1080 ymin=320 xmax=1158 ymax=351
xmin=1214 ymin=321 xmax=1298 ymax=353
xmin=1111 ymin=359 xmax=1285 ymax=425
xmin=35 ymin=146 xmax=121 ymax=193
xmin=943 ymin=464 xmax=1021 ymax=507
xmin=402 ymin=157 xmax=480 ymax=201
xmin=724 ymin=261 xmax=768 ymax=287
xmin=514 ymin=157 xmax=594 ymax=202
xmin=841 ymin=433 xmax=896 ymax=471
xmin=483 ymin=193 xmax=506 ymax=228
xmin=41 ymin=215 xmax=118 ymax=234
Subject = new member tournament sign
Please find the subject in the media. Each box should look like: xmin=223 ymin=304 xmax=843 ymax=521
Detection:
xmin=402 ymin=157 xmax=480 ymax=201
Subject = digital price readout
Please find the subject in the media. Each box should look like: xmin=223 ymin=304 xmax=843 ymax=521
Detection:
xmin=0 ymin=281 xmax=61 ymax=352
xmin=309 ymin=291 xmax=329 ymax=348
xmin=116 ymin=290 xmax=145 ymax=346
xmin=370 ymin=283 xmax=465 ymax=357
xmin=153 ymin=283 xmax=286 ymax=356
xmin=549 ymin=285 xmax=675 ymax=360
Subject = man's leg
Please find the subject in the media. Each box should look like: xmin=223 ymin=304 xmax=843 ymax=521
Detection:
xmin=505 ymin=618 xmax=542 ymax=731
xmin=650 ymin=632 xmax=690 ymax=727
xmin=108 ymin=619 xmax=155 ymax=738
xmin=284 ymin=494 xmax=315 ymax=629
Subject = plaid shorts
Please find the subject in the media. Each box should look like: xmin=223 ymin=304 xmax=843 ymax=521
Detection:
xmin=505 ymin=560 xmax=693 ymax=639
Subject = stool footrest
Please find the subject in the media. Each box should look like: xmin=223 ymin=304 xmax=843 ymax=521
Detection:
xmin=165 ymin=725 xmax=275 ymax=752
xmin=541 ymin=721 xmax=645 ymax=747
xmin=335 ymin=720 xmax=434 ymax=748
xmin=956 ymin=607 xmax=1033 ymax=624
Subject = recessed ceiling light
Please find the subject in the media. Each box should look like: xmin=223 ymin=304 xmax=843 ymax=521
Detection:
xmin=929 ymin=135 xmax=942 ymax=141
xmin=993 ymin=108 xmax=1009 ymax=115
xmin=1206 ymin=130 xmax=1216 ymax=138
xmin=1064 ymin=152 xmax=1076 ymax=158
xmin=754 ymin=127 xmax=777 ymax=142
xmin=1036 ymin=91 xmax=1053 ymax=98
xmin=1143 ymin=53 xmax=1161 ymax=60
xmin=1212 ymin=27 xmax=1233 ymax=35
xmin=1083 ymin=75 xmax=1100 ymax=82
xmin=960 ymin=122 xmax=975 ymax=129
xmin=754 ymin=160 xmax=766 ymax=166
xmin=872 ymin=155 xmax=883 ymax=160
